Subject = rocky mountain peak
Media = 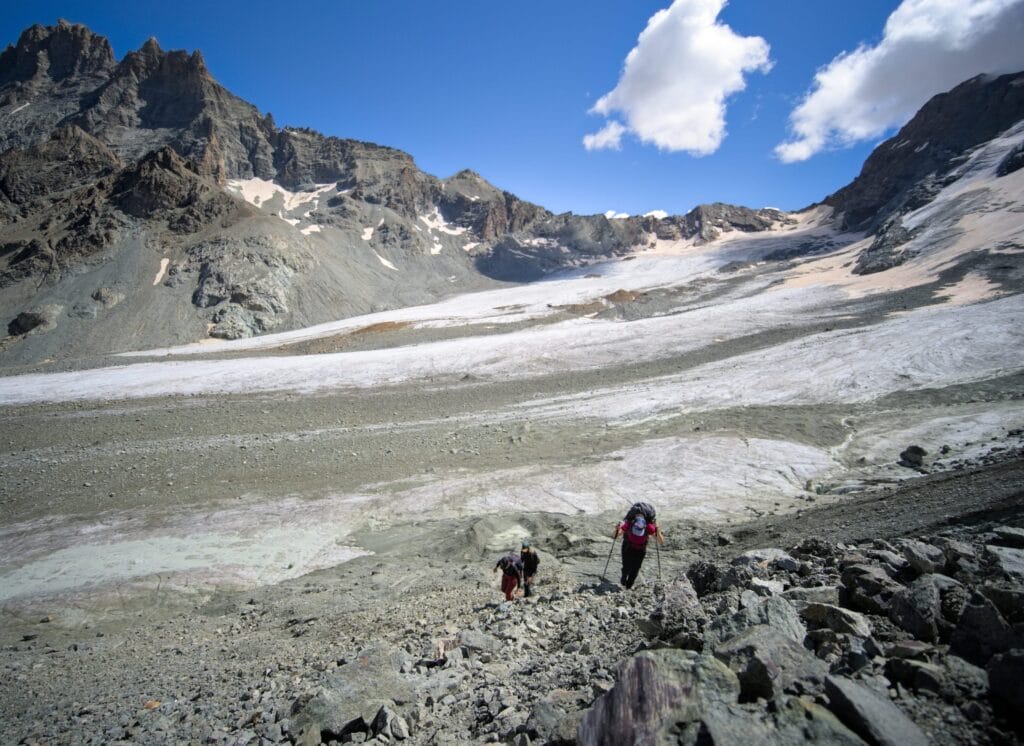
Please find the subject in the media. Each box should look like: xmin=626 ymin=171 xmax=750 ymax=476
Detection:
xmin=826 ymin=70 xmax=1024 ymax=231
xmin=0 ymin=19 xmax=115 ymax=86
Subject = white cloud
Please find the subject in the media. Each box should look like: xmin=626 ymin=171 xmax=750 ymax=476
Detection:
xmin=604 ymin=210 xmax=630 ymax=219
xmin=644 ymin=210 xmax=669 ymax=219
xmin=583 ymin=121 xmax=627 ymax=151
xmin=776 ymin=0 xmax=1024 ymax=163
xmin=583 ymin=0 xmax=771 ymax=155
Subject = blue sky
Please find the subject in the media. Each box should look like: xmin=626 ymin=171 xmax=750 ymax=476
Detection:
xmin=3 ymin=1 xmax=1023 ymax=216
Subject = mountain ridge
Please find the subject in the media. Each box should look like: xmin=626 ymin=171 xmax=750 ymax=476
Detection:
xmin=0 ymin=21 xmax=1022 ymax=367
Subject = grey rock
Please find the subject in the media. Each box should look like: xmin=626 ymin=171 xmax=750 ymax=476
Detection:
xmin=824 ymin=675 xmax=930 ymax=746
xmin=577 ymin=649 xmax=740 ymax=746
xmin=749 ymin=577 xmax=785 ymax=596
xmin=987 ymin=649 xmax=1024 ymax=713
xmin=639 ymin=576 xmax=707 ymax=646
xmin=733 ymin=547 xmax=799 ymax=573
xmin=801 ymin=603 xmax=873 ymax=638
xmin=7 ymin=304 xmax=63 ymax=335
xmin=783 ymin=585 xmax=841 ymax=605
xmin=885 ymin=640 xmax=935 ymax=660
xmin=696 ymin=697 xmax=866 ymax=745
xmin=714 ymin=624 xmax=828 ymax=701
xmin=889 ymin=576 xmax=942 ymax=641
xmin=898 ymin=539 xmax=945 ymax=576
xmin=985 ymin=545 xmax=1024 ymax=582
xmin=841 ymin=564 xmax=904 ymax=615
xmin=685 ymin=560 xmax=722 ymax=597
xmin=91 ymin=286 xmax=123 ymax=307
xmin=950 ymin=592 xmax=1020 ymax=666
xmin=527 ymin=690 xmax=581 ymax=745
xmin=705 ymin=596 xmax=806 ymax=649
xmin=933 ymin=537 xmax=977 ymax=566
xmin=884 ymin=658 xmax=945 ymax=694
xmin=456 ymin=629 xmax=501 ymax=657
xmin=897 ymin=445 xmax=927 ymax=469
xmin=980 ymin=583 xmax=1024 ymax=623
xmin=290 ymin=643 xmax=414 ymax=740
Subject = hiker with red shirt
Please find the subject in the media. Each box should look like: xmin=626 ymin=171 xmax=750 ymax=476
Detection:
xmin=613 ymin=511 xmax=664 ymax=589
xmin=493 ymin=552 xmax=524 ymax=601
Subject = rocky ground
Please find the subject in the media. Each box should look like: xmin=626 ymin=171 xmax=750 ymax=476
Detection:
xmin=1 ymin=451 xmax=1022 ymax=745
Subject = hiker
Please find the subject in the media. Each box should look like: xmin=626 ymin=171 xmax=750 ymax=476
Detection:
xmin=613 ymin=504 xmax=664 ymax=589
xmin=520 ymin=540 xmax=539 ymax=597
xmin=493 ymin=551 xmax=524 ymax=601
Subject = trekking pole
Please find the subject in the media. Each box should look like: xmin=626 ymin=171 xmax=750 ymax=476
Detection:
xmin=601 ymin=534 xmax=617 ymax=581
xmin=655 ymin=536 xmax=663 ymax=582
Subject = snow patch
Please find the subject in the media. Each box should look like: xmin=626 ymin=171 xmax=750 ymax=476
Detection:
xmin=431 ymin=242 xmax=443 ymax=255
xmin=152 ymin=258 xmax=169 ymax=286
xmin=463 ymin=242 xmax=480 ymax=252
xmin=374 ymin=252 xmax=398 ymax=271
xmin=9 ymin=102 xmax=30 ymax=114
xmin=362 ymin=227 xmax=374 ymax=241
xmin=605 ymin=210 xmax=630 ymax=220
xmin=644 ymin=210 xmax=668 ymax=219
xmin=419 ymin=207 xmax=466 ymax=235
xmin=301 ymin=225 xmax=322 ymax=236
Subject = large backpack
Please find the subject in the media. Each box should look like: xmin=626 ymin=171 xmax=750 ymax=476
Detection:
xmin=499 ymin=554 xmax=523 ymax=575
xmin=624 ymin=502 xmax=656 ymax=524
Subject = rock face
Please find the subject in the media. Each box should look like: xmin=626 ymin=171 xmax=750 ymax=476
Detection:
xmin=826 ymin=71 xmax=1024 ymax=233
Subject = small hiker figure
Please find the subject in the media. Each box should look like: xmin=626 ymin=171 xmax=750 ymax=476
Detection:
xmin=613 ymin=502 xmax=664 ymax=589
xmin=493 ymin=551 xmax=524 ymax=601
xmin=520 ymin=540 xmax=539 ymax=597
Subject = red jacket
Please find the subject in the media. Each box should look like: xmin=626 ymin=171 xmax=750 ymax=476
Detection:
xmin=621 ymin=520 xmax=656 ymax=548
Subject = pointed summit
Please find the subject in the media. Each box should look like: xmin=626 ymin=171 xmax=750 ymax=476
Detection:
xmin=0 ymin=20 xmax=114 ymax=86
xmin=140 ymin=36 xmax=163 ymax=56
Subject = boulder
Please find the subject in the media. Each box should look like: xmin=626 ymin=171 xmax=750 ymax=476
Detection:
xmin=7 ymin=304 xmax=62 ymax=335
xmin=528 ymin=692 xmax=583 ymax=745
xmin=889 ymin=577 xmax=941 ymax=641
xmin=898 ymin=539 xmax=945 ymax=576
xmin=824 ymin=675 xmax=930 ymax=746
xmin=749 ymin=578 xmax=785 ymax=596
xmin=713 ymin=624 xmax=828 ymax=701
xmin=696 ymin=696 xmax=864 ymax=745
xmin=733 ymin=548 xmax=800 ymax=573
xmin=898 ymin=445 xmax=927 ymax=468
xmin=991 ymin=526 xmax=1024 ymax=549
xmin=981 ymin=583 xmax=1024 ymax=623
xmin=640 ymin=576 xmax=707 ymax=646
xmin=885 ymin=640 xmax=934 ymax=660
xmin=577 ymin=649 xmax=740 ymax=745
xmin=290 ymin=642 xmax=415 ymax=740
xmin=987 ymin=649 xmax=1024 ymax=714
xmin=457 ymin=629 xmax=502 ymax=659
xmin=783 ymin=585 xmax=841 ymax=606
xmin=884 ymin=658 xmax=945 ymax=694
xmin=841 ymin=564 xmax=903 ymax=615
xmin=704 ymin=596 xmax=807 ymax=650
xmin=933 ymin=536 xmax=977 ymax=568
xmin=949 ymin=592 xmax=1020 ymax=666
xmin=686 ymin=560 xmax=722 ymax=597
xmin=985 ymin=545 xmax=1024 ymax=582
xmin=801 ymin=603 xmax=873 ymax=638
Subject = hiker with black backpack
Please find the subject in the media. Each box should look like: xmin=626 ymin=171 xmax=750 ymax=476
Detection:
xmin=520 ymin=540 xmax=539 ymax=597
xmin=493 ymin=551 xmax=524 ymax=601
xmin=613 ymin=503 xmax=664 ymax=589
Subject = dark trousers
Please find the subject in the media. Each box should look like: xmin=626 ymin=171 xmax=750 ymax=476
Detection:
xmin=621 ymin=543 xmax=646 ymax=588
